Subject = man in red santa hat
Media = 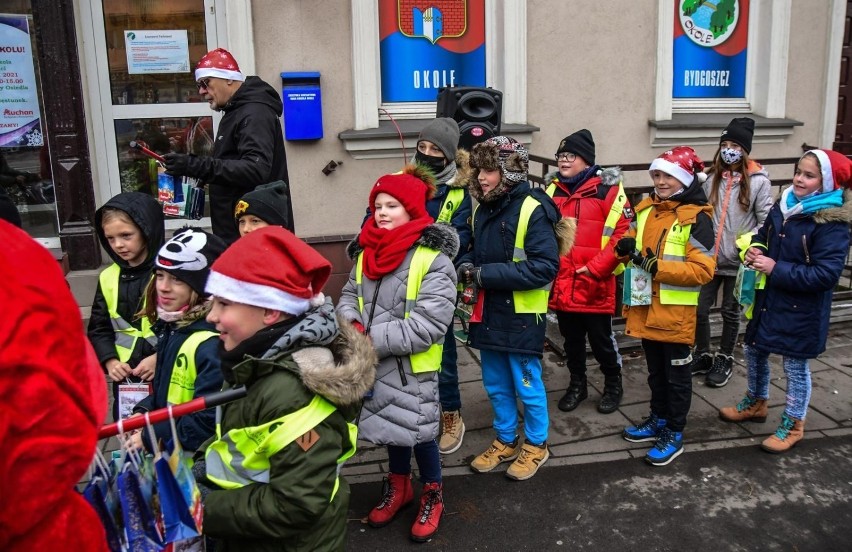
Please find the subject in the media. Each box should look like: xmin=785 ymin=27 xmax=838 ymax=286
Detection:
xmin=163 ymin=48 xmax=293 ymax=244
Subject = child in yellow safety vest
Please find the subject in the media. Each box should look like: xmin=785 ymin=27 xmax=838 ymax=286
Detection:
xmin=197 ymin=226 xmax=376 ymax=552
xmin=615 ymin=146 xmax=716 ymax=466
xmin=128 ymin=227 xmax=226 ymax=454
xmin=338 ymin=165 xmax=458 ymax=543
xmin=88 ymin=191 xmax=164 ymax=421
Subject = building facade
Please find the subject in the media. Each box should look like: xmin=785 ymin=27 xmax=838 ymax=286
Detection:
xmin=3 ymin=1 xmax=846 ymax=293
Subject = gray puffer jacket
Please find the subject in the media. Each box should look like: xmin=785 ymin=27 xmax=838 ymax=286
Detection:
xmin=338 ymin=223 xmax=459 ymax=447
xmin=703 ymin=163 xmax=773 ymax=275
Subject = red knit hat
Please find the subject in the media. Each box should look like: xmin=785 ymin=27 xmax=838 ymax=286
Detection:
xmin=805 ymin=149 xmax=852 ymax=192
xmin=368 ymin=164 xmax=436 ymax=220
xmin=0 ymin=220 xmax=108 ymax=551
xmin=649 ymin=146 xmax=706 ymax=188
xmin=195 ymin=48 xmax=245 ymax=82
xmin=205 ymin=226 xmax=331 ymax=316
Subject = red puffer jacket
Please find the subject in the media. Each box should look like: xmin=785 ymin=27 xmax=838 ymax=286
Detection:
xmin=547 ymin=167 xmax=632 ymax=314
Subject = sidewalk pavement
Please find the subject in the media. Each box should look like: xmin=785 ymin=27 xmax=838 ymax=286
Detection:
xmin=341 ymin=319 xmax=852 ymax=485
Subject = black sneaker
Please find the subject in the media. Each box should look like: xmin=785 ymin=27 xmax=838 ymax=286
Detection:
xmin=688 ymin=353 xmax=713 ymax=376
xmin=705 ymin=355 xmax=734 ymax=388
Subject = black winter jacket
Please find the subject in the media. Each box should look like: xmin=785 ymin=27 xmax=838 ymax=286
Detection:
xmin=87 ymin=192 xmax=164 ymax=369
xmin=183 ymin=76 xmax=292 ymax=242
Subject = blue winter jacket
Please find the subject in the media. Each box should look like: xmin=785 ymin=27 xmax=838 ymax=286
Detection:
xmin=134 ymin=315 xmax=223 ymax=452
xmin=744 ymin=192 xmax=852 ymax=358
xmin=458 ymin=181 xmax=560 ymax=356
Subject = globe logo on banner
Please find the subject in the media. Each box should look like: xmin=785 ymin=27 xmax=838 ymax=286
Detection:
xmin=379 ymin=0 xmax=485 ymax=103
xmin=679 ymin=0 xmax=739 ymax=48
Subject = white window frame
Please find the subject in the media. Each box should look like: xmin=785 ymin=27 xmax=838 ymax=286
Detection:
xmin=654 ymin=0 xmax=791 ymax=119
xmin=350 ymin=0 xmax=527 ymax=129
xmin=79 ymin=0 xmax=254 ymax=231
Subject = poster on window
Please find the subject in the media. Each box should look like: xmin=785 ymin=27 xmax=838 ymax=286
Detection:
xmin=0 ymin=15 xmax=42 ymax=148
xmin=672 ymin=0 xmax=749 ymax=99
xmin=125 ymin=30 xmax=190 ymax=74
xmin=379 ymin=0 xmax=486 ymax=103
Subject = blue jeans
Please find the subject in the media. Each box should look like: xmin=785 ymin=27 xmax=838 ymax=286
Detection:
xmin=480 ymin=350 xmax=549 ymax=445
xmin=745 ymin=345 xmax=812 ymax=420
xmin=438 ymin=325 xmax=461 ymax=411
xmin=695 ymin=274 xmax=740 ymax=356
xmin=387 ymin=440 xmax=441 ymax=483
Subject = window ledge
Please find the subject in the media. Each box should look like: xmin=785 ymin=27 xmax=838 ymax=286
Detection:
xmin=339 ymin=120 xmax=540 ymax=159
xmin=649 ymin=113 xmax=803 ymax=148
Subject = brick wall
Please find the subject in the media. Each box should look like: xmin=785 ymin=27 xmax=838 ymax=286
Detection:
xmin=398 ymin=0 xmax=467 ymax=37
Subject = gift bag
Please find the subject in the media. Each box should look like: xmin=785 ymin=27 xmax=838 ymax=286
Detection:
xmin=83 ymin=453 xmax=127 ymax=552
xmin=117 ymin=382 xmax=152 ymax=420
xmin=184 ymin=182 xmax=205 ymax=220
xmin=622 ymin=266 xmax=652 ymax=306
xmin=153 ymin=412 xmax=205 ymax=551
xmin=117 ymin=453 xmax=163 ymax=552
xmin=734 ymin=264 xmax=757 ymax=306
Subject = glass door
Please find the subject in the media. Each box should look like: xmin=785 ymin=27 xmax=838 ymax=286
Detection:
xmin=90 ymin=0 xmax=219 ymax=228
xmin=1 ymin=2 xmax=59 ymax=247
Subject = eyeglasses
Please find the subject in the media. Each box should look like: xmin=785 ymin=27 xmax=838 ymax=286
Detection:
xmin=555 ymin=152 xmax=577 ymax=162
xmin=196 ymin=78 xmax=211 ymax=90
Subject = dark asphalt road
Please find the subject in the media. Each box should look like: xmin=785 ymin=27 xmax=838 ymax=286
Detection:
xmin=345 ymin=434 xmax=852 ymax=551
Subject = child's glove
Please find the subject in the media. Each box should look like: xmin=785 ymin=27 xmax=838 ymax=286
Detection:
xmin=457 ymin=263 xmax=475 ymax=284
xmin=614 ymin=237 xmax=636 ymax=257
xmin=630 ymin=247 xmax=658 ymax=276
xmin=191 ymin=459 xmax=216 ymax=503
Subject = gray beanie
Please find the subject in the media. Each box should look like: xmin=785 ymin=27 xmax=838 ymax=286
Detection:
xmin=418 ymin=118 xmax=460 ymax=161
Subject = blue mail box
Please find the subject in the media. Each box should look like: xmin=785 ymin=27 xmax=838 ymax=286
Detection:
xmin=280 ymin=72 xmax=323 ymax=140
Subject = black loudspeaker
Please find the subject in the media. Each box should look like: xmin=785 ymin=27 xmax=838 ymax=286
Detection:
xmin=436 ymin=86 xmax=502 ymax=150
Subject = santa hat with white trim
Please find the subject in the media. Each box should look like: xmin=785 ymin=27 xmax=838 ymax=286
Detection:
xmin=804 ymin=149 xmax=852 ymax=193
xmin=205 ymin=226 xmax=331 ymax=316
xmin=195 ymin=48 xmax=245 ymax=82
xmin=649 ymin=146 xmax=707 ymax=188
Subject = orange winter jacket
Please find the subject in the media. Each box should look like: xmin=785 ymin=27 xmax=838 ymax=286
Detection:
xmin=619 ymin=188 xmax=716 ymax=345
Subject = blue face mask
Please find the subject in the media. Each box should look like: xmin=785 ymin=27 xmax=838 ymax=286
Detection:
xmin=720 ymin=147 xmax=743 ymax=166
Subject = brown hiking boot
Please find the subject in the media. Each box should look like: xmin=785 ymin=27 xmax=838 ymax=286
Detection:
xmin=438 ymin=410 xmax=465 ymax=455
xmin=761 ymin=413 xmax=805 ymax=453
xmin=719 ymin=393 xmax=768 ymax=423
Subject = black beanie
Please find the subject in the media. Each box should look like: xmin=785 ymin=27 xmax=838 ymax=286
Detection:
xmin=234 ymin=181 xmax=292 ymax=228
xmin=720 ymin=117 xmax=755 ymax=153
xmin=156 ymin=227 xmax=227 ymax=295
xmin=556 ymin=129 xmax=595 ymax=165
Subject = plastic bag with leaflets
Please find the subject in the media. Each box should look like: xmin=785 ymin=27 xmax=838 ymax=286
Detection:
xmin=183 ymin=180 xmax=205 ymax=220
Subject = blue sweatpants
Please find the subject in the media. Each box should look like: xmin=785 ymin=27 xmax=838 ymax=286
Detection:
xmin=480 ymin=350 xmax=549 ymax=445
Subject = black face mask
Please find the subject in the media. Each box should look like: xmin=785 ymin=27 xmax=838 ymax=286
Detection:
xmin=414 ymin=151 xmax=448 ymax=173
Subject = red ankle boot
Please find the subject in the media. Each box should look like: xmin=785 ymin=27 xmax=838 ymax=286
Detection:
xmin=410 ymin=482 xmax=443 ymax=542
xmin=368 ymin=473 xmax=414 ymax=528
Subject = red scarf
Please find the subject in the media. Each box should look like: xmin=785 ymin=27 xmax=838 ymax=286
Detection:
xmin=358 ymin=216 xmax=432 ymax=279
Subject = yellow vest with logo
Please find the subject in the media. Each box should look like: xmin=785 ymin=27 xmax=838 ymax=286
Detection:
xmin=99 ymin=264 xmax=156 ymax=362
xmin=472 ymin=195 xmax=551 ymax=314
xmin=205 ymin=394 xmax=357 ymax=501
xmin=355 ymin=246 xmax=443 ymax=373
xmin=634 ymin=207 xmax=701 ymax=306
xmin=546 ymin=180 xmax=628 ymax=275
xmin=166 ymin=330 xmax=218 ymax=405
xmin=435 ymin=188 xmax=465 ymax=224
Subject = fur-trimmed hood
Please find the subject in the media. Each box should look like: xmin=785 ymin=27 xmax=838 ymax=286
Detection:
xmin=447 ymin=148 xmax=473 ymax=189
xmin=346 ymin=222 xmax=460 ymax=261
xmin=813 ymin=189 xmax=852 ymax=224
xmin=544 ymin=166 xmax=623 ymax=189
xmin=291 ymin=316 xmax=377 ymax=407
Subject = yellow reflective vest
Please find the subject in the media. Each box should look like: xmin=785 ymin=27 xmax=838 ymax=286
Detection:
xmin=634 ymin=207 xmax=701 ymax=305
xmin=166 ymin=330 xmax=218 ymax=405
xmin=99 ymin=263 xmax=156 ymax=362
xmin=355 ymin=246 xmax=443 ymax=373
xmin=435 ymin=188 xmax=465 ymax=224
xmin=206 ymin=394 xmax=357 ymax=501
xmin=473 ymin=195 xmax=551 ymax=314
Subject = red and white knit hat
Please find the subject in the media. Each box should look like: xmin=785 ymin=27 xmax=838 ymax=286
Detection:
xmin=205 ymin=226 xmax=331 ymax=316
xmin=805 ymin=149 xmax=852 ymax=192
xmin=195 ymin=48 xmax=245 ymax=82
xmin=649 ymin=146 xmax=706 ymax=188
